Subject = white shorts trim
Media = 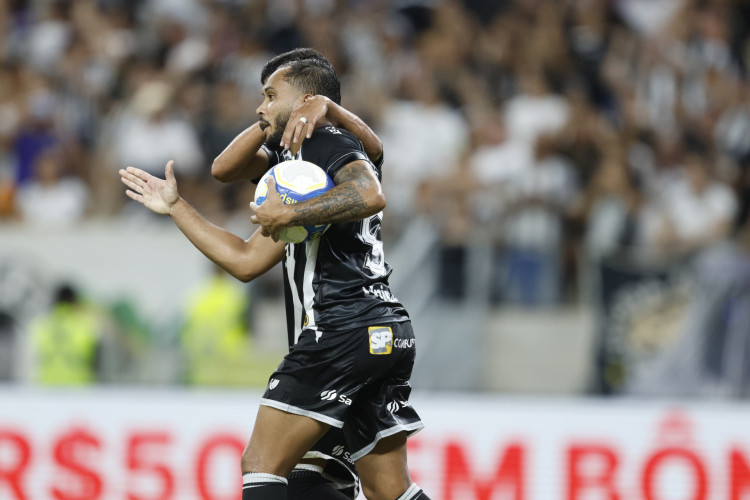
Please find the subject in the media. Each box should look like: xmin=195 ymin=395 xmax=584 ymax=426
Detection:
xmin=302 ymin=450 xmax=330 ymax=461
xmin=259 ymin=398 xmax=345 ymax=428
xmin=292 ymin=463 xmax=325 ymax=474
xmin=349 ymin=421 xmax=424 ymax=461
xmin=301 ymin=451 xmax=359 ymax=490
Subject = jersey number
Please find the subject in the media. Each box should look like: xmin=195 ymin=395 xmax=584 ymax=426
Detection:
xmin=361 ymin=212 xmax=386 ymax=277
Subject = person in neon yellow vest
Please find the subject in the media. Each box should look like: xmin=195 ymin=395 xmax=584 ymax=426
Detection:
xmin=30 ymin=284 xmax=101 ymax=386
xmin=181 ymin=268 xmax=279 ymax=386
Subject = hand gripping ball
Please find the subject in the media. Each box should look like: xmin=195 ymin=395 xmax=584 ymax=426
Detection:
xmin=254 ymin=160 xmax=335 ymax=243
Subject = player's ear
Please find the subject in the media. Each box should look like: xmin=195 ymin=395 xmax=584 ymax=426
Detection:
xmin=302 ymin=94 xmax=314 ymax=103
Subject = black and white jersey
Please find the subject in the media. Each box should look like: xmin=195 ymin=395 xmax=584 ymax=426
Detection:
xmin=264 ymin=126 xmax=409 ymax=348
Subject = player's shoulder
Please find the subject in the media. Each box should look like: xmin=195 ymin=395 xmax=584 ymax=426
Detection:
xmin=310 ymin=126 xmax=383 ymax=171
xmin=309 ymin=125 xmax=362 ymax=147
xmin=303 ymin=126 xmax=369 ymax=178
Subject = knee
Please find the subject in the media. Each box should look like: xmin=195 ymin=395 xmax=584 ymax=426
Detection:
xmin=361 ymin=481 xmax=417 ymax=500
xmin=240 ymin=447 xmax=259 ymax=473
xmin=241 ymin=446 xmax=272 ymax=474
xmin=240 ymin=444 xmax=293 ymax=477
xmin=360 ymin=482 xmax=381 ymax=500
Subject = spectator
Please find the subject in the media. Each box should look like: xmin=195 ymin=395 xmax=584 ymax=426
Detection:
xmin=180 ymin=267 xmax=278 ymax=387
xmin=502 ymin=65 xmax=569 ymax=146
xmin=13 ymin=79 xmax=59 ymax=186
xmin=650 ymin=143 xmax=738 ymax=256
xmin=29 ymin=284 xmax=102 ymax=386
xmin=15 ymin=148 xmax=89 ymax=227
xmin=113 ymin=80 xmax=204 ymax=178
xmin=494 ymin=134 xmax=576 ymax=306
xmin=579 ymin=148 xmax=646 ymax=260
xmin=379 ymin=65 xmax=469 ymax=230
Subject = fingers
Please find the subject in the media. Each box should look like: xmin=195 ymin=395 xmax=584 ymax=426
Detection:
xmin=120 ymin=176 xmax=141 ymax=194
xmin=281 ymin=120 xmax=296 ymax=150
xmin=283 ymin=120 xmax=307 ymax=151
xmin=292 ymin=120 xmax=310 ymax=146
xmin=124 ymin=166 xmax=152 ymax=182
xmin=124 ymin=189 xmax=142 ymax=202
xmin=119 ymin=168 xmax=145 ymax=193
xmin=266 ymin=177 xmax=277 ymax=193
xmin=165 ymin=160 xmax=175 ymax=183
xmin=289 ymin=121 xmax=312 ymax=155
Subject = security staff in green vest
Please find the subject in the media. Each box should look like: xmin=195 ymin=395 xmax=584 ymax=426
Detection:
xmin=30 ymin=284 xmax=101 ymax=385
xmin=181 ymin=268 xmax=277 ymax=386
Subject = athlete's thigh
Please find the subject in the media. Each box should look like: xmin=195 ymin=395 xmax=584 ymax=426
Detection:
xmin=259 ymin=328 xmax=362 ymax=429
xmin=242 ymin=405 xmax=330 ymax=477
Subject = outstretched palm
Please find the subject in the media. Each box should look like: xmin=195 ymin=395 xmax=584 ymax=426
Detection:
xmin=119 ymin=161 xmax=179 ymax=216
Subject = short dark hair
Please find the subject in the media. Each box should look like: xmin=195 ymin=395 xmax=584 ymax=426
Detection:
xmin=261 ymin=48 xmax=341 ymax=104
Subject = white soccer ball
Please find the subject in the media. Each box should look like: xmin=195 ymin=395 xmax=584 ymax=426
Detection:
xmin=254 ymin=160 xmax=335 ymax=243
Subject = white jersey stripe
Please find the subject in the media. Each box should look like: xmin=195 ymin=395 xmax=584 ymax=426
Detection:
xmin=285 ymin=248 xmax=304 ymax=344
xmin=303 ymin=238 xmax=321 ymax=340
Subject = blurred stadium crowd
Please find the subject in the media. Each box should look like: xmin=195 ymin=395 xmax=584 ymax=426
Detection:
xmin=1 ymin=0 xmax=749 ymax=395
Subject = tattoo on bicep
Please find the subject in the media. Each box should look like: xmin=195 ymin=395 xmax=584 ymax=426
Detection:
xmin=288 ymin=162 xmax=376 ymax=225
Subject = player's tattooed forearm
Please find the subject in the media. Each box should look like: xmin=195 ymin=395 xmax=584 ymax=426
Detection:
xmin=289 ymin=162 xmax=376 ymax=225
xmin=290 ymin=183 xmax=369 ymax=224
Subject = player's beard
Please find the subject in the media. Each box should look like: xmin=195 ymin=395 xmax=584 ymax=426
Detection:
xmin=264 ymin=108 xmax=291 ymax=152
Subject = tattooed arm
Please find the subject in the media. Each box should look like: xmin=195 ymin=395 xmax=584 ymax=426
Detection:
xmin=249 ymin=160 xmax=385 ymax=239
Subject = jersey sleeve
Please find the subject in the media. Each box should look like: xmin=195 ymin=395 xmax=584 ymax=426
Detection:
xmin=250 ymin=145 xmax=281 ymax=184
xmin=312 ymin=128 xmax=372 ymax=180
xmin=262 ymin=145 xmax=282 ymax=167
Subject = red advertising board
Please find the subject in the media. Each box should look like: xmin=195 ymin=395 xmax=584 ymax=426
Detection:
xmin=1 ymin=389 xmax=749 ymax=499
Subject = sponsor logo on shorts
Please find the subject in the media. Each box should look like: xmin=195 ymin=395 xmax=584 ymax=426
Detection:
xmin=369 ymin=326 xmax=393 ymax=355
xmin=268 ymin=378 xmax=280 ymax=390
xmin=331 ymin=444 xmax=354 ymax=463
xmin=387 ymin=400 xmax=411 ymax=413
xmin=321 ymin=390 xmax=353 ymax=406
xmin=320 ymin=389 xmax=338 ymax=401
xmin=393 ymin=338 xmax=415 ymax=349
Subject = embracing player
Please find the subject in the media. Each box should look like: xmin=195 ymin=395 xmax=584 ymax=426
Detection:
xmin=213 ymin=49 xmax=383 ymax=499
xmin=120 ymin=49 xmax=430 ymax=500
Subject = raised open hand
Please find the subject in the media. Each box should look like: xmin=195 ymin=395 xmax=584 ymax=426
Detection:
xmin=119 ymin=161 xmax=180 ymax=216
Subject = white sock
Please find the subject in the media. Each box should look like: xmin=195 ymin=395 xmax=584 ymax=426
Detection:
xmin=242 ymin=472 xmax=288 ymax=488
xmin=397 ymin=483 xmax=422 ymax=500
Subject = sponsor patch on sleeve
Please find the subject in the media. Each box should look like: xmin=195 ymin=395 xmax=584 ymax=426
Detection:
xmin=368 ymin=326 xmax=393 ymax=355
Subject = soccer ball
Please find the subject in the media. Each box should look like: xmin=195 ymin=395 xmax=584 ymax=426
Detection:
xmin=254 ymin=160 xmax=335 ymax=243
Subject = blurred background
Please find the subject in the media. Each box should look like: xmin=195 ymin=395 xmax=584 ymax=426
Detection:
xmin=1 ymin=0 xmax=750 ymax=498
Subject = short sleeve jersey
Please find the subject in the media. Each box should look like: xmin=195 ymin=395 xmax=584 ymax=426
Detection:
xmin=264 ymin=126 xmax=409 ymax=348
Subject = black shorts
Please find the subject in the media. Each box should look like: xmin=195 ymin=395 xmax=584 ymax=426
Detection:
xmin=260 ymin=320 xmax=423 ymax=461
xmin=297 ymin=428 xmax=360 ymax=498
